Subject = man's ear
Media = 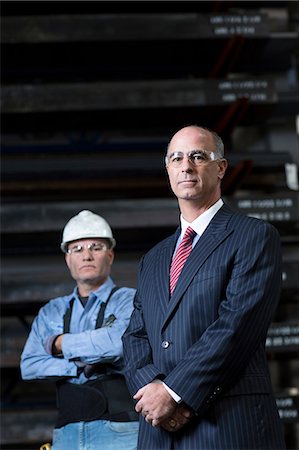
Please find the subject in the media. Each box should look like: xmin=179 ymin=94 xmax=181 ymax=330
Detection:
xmin=218 ymin=159 xmax=228 ymax=180
xmin=108 ymin=249 xmax=115 ymax=266
xmin=65 ymin=253 xmax=71 ymax=270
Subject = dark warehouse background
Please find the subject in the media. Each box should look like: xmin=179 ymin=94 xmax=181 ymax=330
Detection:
xmin=1 ymin=1 xmax=299 ymax=448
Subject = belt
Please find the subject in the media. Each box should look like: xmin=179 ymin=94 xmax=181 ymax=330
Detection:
xmin=55 ymin=375 xmax=138 ymax=428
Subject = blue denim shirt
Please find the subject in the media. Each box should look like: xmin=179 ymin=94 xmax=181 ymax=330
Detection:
xmin=20 ymin=277 xmax=136 ymax=384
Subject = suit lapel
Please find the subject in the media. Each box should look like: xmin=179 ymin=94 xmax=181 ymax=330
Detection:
xmin=161 ymin=204 xmax=234 ymax=329
xmin=155 ymin=229 xmax=180 ymax=315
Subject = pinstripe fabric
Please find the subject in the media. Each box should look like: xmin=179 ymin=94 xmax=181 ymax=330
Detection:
xmin=122 ymin=204 xmax=286 ymax=450
xmin=170 ymin=226 xmax=196 ymax=296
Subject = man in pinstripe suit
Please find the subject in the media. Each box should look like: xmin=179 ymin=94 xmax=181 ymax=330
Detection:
xmin=122 ymin=125 xmax=286 ymax=449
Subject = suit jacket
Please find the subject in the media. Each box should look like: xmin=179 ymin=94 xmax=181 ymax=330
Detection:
xmin=122 ymin=203 xmax=286 ymax=450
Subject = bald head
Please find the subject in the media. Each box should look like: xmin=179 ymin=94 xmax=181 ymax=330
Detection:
xmin=167 ymin=125 xmax=224 ymax=159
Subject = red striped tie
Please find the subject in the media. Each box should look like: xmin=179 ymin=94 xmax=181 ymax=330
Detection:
xmin=169 ymin=226 xmax=196 ymax=296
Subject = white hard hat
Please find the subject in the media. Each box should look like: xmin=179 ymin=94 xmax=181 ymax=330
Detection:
xmin=60 ymin=210 xmax=116 ymax=252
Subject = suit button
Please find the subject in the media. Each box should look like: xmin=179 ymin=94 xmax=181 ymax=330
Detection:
xmin=161 ymin=340 xmax=170 ymax=349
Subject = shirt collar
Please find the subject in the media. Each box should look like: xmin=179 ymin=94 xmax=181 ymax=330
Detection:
xmin=180 ymin=198 xmax=223 ymax=238
xmin=72 ymin=276 xmax=115 ymax=303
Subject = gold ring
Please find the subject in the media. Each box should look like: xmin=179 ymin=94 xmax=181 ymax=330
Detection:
xmin=169 ymin=418 xmax=177 ymax=428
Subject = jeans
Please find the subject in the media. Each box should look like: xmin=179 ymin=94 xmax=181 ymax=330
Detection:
xmin=51 ymin=419 xmax=139 ymax=450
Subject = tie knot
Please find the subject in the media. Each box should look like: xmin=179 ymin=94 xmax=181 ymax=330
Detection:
xmin=182 ymin=226 xmax=196 ymax=242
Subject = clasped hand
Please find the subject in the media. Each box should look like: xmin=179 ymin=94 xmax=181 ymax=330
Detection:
xmin=134 ymin=382 xmax=193 ymax=432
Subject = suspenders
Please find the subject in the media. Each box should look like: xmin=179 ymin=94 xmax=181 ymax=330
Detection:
xmin=63 ymin=286 xmax=120 ymax=333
